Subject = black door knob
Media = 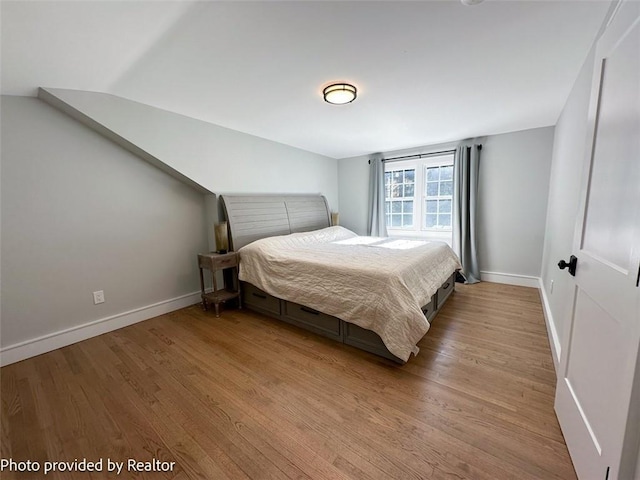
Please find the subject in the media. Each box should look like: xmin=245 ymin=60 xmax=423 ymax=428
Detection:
xmin=558 ymin=255 xmax=578 ymax=276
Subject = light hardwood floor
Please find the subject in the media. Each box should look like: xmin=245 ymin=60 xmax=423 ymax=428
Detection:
xmin=1 ymin=282 xmax=575 ymax=479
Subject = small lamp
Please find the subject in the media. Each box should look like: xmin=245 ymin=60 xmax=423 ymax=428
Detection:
xmin=331 ymin=212 xmax=339 ymax=226
xmin=214 ymin=222 xmax=229 ymax=254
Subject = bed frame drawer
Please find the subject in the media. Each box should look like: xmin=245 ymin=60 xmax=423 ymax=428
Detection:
xmin=421 ymin=294 xmax=438 ymax=322
xmin=283 ymin=302 xmax=342 ymax=340
xmin=436 ymin=274 xmax=455 ymax=309
xmin=242 ymin=283 xmax=281 ymax=316
xmin=343 ymin=323 xmax=402 ymax=363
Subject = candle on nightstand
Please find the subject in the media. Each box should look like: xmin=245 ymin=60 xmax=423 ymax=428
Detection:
xmin=214 ymin=222 xmax=229 ymax=253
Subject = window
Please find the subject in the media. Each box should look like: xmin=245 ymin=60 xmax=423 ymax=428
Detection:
xmin=384 ymin=153 xmax=454 ymax=240
xmin=424 ymin=164 xmax=453 ymax=229
xmin=384 ymin=169 xmax=414 ymax=228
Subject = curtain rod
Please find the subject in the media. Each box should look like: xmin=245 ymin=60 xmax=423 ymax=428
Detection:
xmin=368 ymin=145 xmax=482 ymax=164
xmin=384 ymin=149 xmax=455 ymax=163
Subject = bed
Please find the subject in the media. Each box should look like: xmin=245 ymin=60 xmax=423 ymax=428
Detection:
xmin=220 ymin=194 xmax=461 ymax=363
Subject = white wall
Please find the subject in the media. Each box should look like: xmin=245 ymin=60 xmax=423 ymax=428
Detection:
xmin=40 ymin=88 xmax=339 ymax=212
xmin=539 ymin=47 xmax=596 ymax=363
xmin=478 ymin=127 xmax=554 ymax=280
xmin=1 ymin=94 xmax=339 ymax=364
xmin=1 ymin=96 xmax=209 ymax=359
xmin=338 ymin=127 xmax=554 ymax=282
xmin=337 ymin=155 xmax=370 ymax=235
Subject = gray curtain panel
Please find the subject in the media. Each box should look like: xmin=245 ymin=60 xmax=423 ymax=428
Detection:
xmin=367 ymin=154 xmax=388 ymax=237
xmin=453 ymin=145 xmax=481 ymax=283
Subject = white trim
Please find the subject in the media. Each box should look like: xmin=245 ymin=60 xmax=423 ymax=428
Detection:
xmin=0 ymin=291 xmax=201 ymax=366
xmin=384 ymin=153 xmax=455 ymax=234
xmin=479 ymin=271 xmax=540 ymax=288
xmin=538 ymin=278 xmax=562 ymax=372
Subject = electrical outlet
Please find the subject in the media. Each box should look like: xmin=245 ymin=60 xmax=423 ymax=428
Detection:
xmin=550 ymin=280 xmax=554 ymax=294
xmin=93 ymin=290 xmax=105 ymax=304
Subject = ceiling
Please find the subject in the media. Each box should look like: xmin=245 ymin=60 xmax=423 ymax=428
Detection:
xmin=1 ymin=1 xmax=611 ymax=159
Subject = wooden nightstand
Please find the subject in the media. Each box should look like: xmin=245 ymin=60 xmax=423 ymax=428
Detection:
xmin=197 ymin=251 xmax=240 ymax=317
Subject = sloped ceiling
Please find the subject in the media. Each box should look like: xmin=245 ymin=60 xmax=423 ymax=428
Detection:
xmin=1 ymin=1 xmax=611 ymax=158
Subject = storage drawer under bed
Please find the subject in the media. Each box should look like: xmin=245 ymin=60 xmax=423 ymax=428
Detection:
xmin=283 ymin=301 xmax=342 ymax=341
xmin=242 ymin=283 xmax=282 ymax=316
xmin=421 ymin=294 xmax=438 ymax=322
xmin=436 ymin=273 xmax=456 ymax=309
xmin=342 ymin=322 xmax=403 ymax=363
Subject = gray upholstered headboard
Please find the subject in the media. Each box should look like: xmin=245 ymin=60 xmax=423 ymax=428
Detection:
xmin=220 ymin=194 xmax=331 ymax=251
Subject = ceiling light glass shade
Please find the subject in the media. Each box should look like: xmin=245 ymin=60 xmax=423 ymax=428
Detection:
xmin=323 ymin=83 xmax=357 ymax=105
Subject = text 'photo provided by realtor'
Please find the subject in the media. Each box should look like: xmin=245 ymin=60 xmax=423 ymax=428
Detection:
xmin=1 ymin=457 xmax=176 ymax=476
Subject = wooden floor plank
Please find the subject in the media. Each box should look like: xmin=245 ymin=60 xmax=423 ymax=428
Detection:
xmin=0 ymin=282 xmax=576 ymax=479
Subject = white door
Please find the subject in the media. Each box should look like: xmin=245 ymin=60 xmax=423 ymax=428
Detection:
xmin=554 ymin=1 xmax=640 ymax=479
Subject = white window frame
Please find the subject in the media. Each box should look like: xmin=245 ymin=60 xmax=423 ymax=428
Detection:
xmin=384 ymin=161 xmax=419 ymax=230
xmin=384 ymin=153 xmax=454 ymax=243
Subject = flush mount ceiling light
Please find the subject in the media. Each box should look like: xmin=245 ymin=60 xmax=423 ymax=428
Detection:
xmin=323 ymin=83 xmax=357 ymax=105
xmin=461 ymin=0 xmax=484 ymax=4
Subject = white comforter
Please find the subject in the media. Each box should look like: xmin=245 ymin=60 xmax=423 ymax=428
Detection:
xmin=238 ymin=226 xmax=462 ymax=361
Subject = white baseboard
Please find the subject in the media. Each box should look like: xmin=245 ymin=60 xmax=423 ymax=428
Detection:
xmin=0 ymin=291 xmax=201 ymax=367
xmin=537 ymin=279 xmax=561 ymax=372
xmin=479 ymin=271 xmax=540 ymax=288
